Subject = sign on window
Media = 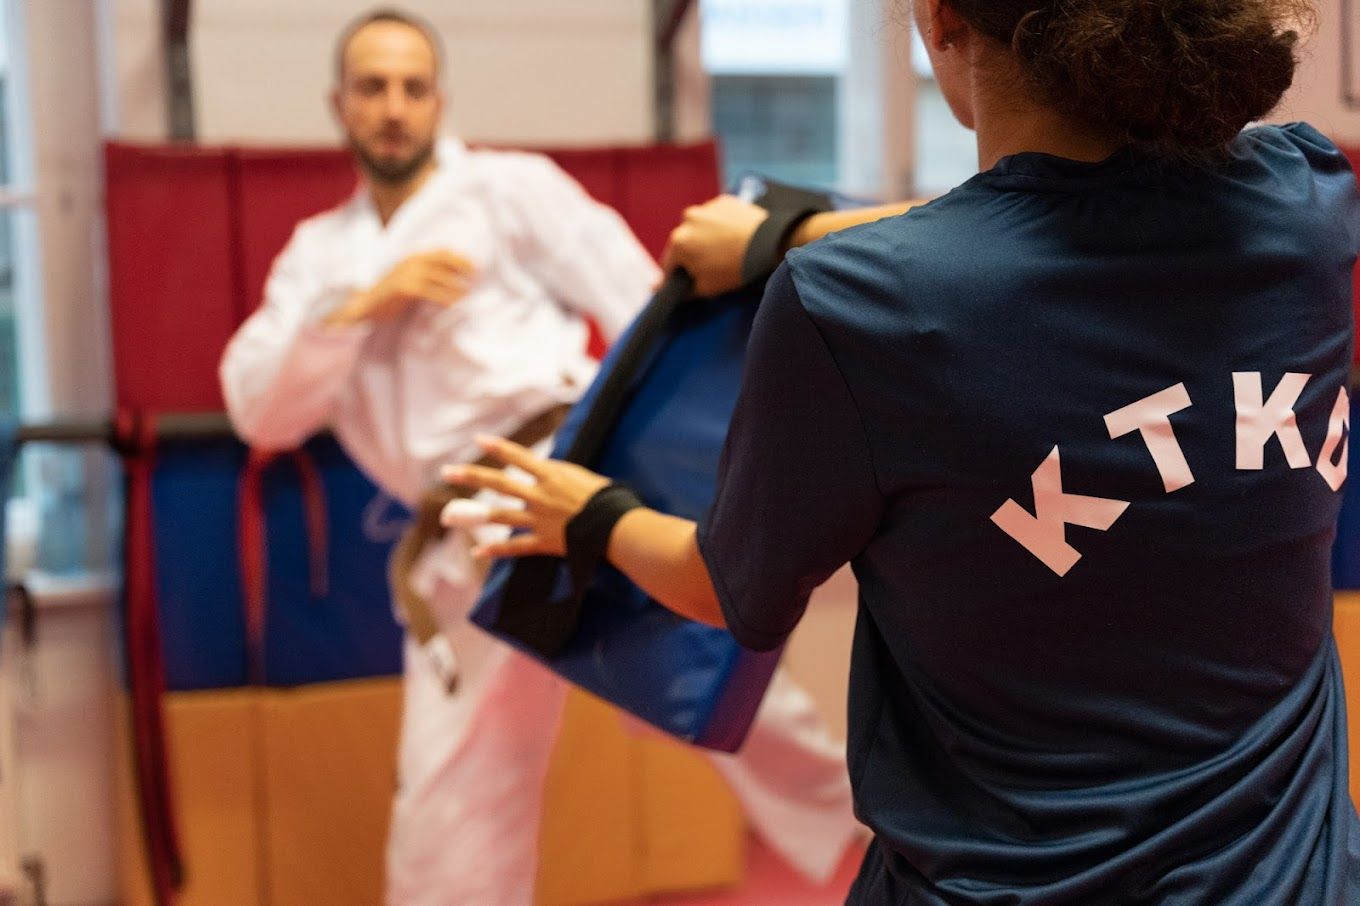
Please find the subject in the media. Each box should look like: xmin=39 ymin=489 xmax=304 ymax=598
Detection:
xmin=701 ymin=0 xmax=848 ymax=75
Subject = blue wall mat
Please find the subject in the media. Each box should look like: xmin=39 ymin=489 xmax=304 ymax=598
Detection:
xmin=150 ymin=439 xmax=250 ymax=690
xmin=260 ymin=435 xmax=406 ymax=686
xmin=146 ymin=436 xmax=405 ymax=690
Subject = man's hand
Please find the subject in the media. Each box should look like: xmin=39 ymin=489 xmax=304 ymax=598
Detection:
xmin=325 ymin=250 xmax=476 ymax=326
xmin=659 ymin=195 xmax=768 ymax=298
xmin=440 ymin=435 xmax=611 ymax=559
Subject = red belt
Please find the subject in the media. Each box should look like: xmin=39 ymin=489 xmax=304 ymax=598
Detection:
xmin=117 ymin=415 xmax=331 ymax=905
xmin=116 ymin=408 xmax=183 ymax=906
xmin=236 ymin=447 xmax=329 ymax=685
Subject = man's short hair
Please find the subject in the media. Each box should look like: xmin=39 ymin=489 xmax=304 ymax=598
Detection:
xmin=334 ymin=7 xmax=444 ymax=82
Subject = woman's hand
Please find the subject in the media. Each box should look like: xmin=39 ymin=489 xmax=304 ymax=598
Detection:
xmin=448 ymin=437 xmax=725 ymax=628
xmin=441 ymin=436 xmax=610 ymax=559
xmin=659 ymin=195 xmax=768 ymax=297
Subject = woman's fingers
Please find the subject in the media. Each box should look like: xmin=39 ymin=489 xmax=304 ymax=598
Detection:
xmin=440 ymin=498 xmax=491 ymax=529
xmin=484 ymin=508 xmax=534 ymax=529
xmin=473 ymin=435 xmax=548 ymax=478
xmin=439 ymin=498 xmax=533 ymax=530
xmin=445 ymin=443 xmax=611 ymax=562
xmin=472 ymin=533 xmax=557 ymax=560
xmin=443 ymin=462 xmax=538 ymax=502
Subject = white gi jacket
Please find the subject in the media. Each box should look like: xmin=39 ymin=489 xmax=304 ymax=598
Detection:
xmin=220 ymin=138 xmax=859 ymax=904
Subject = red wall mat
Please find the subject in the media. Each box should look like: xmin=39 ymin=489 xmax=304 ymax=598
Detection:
xmin=105 ymin=144 xmax=238 ymax=412
xmin=106 ymin=140 xmax=722 ymax=409
xmin=233 ymin=149 xmax=357 ymax=320
xmin=540 ymin=146 xmax=624 ymax=212
xmin=617 ymin=142 xmax=721 ymax=261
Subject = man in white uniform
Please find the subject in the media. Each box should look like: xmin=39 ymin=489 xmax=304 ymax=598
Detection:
xmin=220 ymin=9 xmax=859 ymax=904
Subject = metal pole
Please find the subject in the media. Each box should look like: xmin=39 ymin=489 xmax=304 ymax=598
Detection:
xmin=161 ymin=0 xmax=196 ymax=140
xmin=653 ymin=0 xmax=677 ymax=143
xmin=653 ymin=0 xmax=696 ymax=143
xmin=1344 ymin=0 xmax=1359 ymax=109
xmin=17 ymin=412 xmax=236 ymax=446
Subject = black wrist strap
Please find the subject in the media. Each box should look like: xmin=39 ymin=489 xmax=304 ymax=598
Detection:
xmin=740 ymin=205 xmax=821 ymax=285
xmin=565 ymin=484 xmax=644 ymax=601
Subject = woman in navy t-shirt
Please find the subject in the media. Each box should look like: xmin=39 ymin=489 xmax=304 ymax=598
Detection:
xmin=451 ymin=0 xmax=1360 ymax=901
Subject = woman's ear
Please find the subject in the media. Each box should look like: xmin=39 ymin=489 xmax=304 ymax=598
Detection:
xmin=922 ymin=0 xmax=970 ymax=52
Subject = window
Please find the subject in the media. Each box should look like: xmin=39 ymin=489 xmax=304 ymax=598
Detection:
xmin=711 ymin=74 xmax=839 ymax=186
xmin=698 ymin=0 xmax=979 ymax=201
xmin=702 ymin=0 xmax=873 ymax=193
xmin=0 ymin=0 xmax=119 ymax=579
xmin=0 ymin=2 xmax=37 ymax=421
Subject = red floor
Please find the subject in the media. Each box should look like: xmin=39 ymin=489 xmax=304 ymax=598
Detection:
xmin=644 ymin=835 xmax=864 ymax=905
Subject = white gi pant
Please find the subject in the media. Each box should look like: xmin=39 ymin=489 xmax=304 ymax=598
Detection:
xmin=385 ymin=530 xmax=860 ymax=905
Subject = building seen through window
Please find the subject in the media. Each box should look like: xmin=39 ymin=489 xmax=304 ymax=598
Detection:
xmin=0 ymin=1 xmax=117 ymax=577
xmin=701 ymin=0 xmax=977 ymax=199
xmin=0 ymin=15 xmax=22 ymax=420
xmin=702 ymin=0 xmax=846 ymax=189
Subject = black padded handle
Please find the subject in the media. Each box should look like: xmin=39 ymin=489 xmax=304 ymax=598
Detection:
xmin=563 ymin=268 xmax=694 ymax=464
xmin=490 ymin=269 xmax=695 ymax=655
xmin=492 ymin=182 xmax=832 ymax=657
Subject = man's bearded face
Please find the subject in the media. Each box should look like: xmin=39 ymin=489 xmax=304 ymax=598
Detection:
xmin=335 ymin=21 xmax=442 ymax=186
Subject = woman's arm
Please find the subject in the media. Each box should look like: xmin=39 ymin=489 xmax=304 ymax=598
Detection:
xmin=443 ymin=437 xmax=725 ymax=628
xmin=606 ymin=509 xmax=724 ymax=628
xmin=788 ymin=201 xmax=918 ymax=247
xmin=660 ymin=196 xmax=923 ymax=297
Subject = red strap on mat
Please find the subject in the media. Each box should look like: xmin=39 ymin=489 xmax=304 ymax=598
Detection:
xmin=115 ymin=408 xmax=183 ymax=905
xmin=237 ymin=447 xmax=330 ymax=685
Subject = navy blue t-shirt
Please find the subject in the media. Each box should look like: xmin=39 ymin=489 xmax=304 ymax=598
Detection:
xmin=698 ymin=124 xmax=1360 ymax=903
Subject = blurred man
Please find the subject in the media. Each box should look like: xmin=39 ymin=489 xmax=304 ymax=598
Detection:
xmin=220 ymin=8 xmax=859 ymax=904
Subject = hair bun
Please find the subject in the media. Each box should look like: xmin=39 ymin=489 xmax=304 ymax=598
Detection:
xmin=1009 ymin=0 xmax=1309 ymax=157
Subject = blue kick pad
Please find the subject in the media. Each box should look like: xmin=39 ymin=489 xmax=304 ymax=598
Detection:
xmin=150 ymin=435 xmax=404 ymax=689
xmin=472 ymin=291 xmax=782 ymax=751
xmin=470 ymin=179 xmax=849 ymax=752
xmin=1330 ymin=388 xmax=1360 ymax=588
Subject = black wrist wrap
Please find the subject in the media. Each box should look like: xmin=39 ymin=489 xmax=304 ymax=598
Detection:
xmin=740 ymin=205 xmax=822 ymax=285
xmin=565 ymin=483 xmax=645 ymax=600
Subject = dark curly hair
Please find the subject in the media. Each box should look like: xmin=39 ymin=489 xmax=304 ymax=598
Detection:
xmin=943 ymin=0 xmax=1315 ymax=158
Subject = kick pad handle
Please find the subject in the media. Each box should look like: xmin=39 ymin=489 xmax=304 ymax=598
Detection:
xmin=491 ymin=269 xmax=695 ymax=655
xmin=739 ymin=182 xmax=833 ymax=286
xmin=494 ymin=182 xmax=834 ymax=658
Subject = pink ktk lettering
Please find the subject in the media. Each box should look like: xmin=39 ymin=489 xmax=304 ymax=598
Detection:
xmin=992 ymin=374 xmax=1348 ymax=576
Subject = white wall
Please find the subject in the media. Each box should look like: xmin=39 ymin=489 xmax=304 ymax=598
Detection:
xmin=5 ymin=580 xmax=122 ymax=906
xmin=108 ymin=0 xmax=658 ymax=146
xmin=1277 ymin=0 xmax=1360 ymax=144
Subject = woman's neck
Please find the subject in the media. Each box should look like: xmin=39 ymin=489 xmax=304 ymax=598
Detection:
xmin=970 ymin=52 xmax=1123 ymax=171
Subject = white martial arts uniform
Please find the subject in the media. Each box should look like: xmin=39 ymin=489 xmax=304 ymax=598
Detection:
xmin=220 ymin=137 xmax=860 ymax=905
